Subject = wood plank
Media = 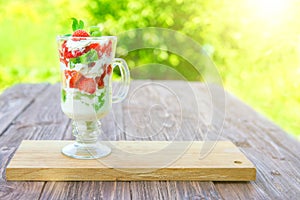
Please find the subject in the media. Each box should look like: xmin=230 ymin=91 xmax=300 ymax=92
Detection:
xmin=0 ymin=83 xmax=49 ymax=136
xmin=130 ymin=181 xmax=173 ymax=199
xmin=1 ymin=81 xmax=299 ymax=199
xmin=122 ymin=80 xmax=213 ymax=141
xmin=123 ymin=81 xmax=225 ymax=198
xmin=129 ymin=181 xmax=223 ymax=199
xmin=0 ymin=84 xmax=70 ymax=200
xmin=174 ymin=181 xmax=223 ymax=199
xmin=6 ymin=140 xmax=255 ymax=181
xmin=213 ymin=89 xmax=300 ymax=199
xmin=214 ymin=181 xmax=270 ymax=199
xmin=39 ymin=181 xmax=130 ymax=200
xmin=38 ymin=82 xmax=129 ymax=200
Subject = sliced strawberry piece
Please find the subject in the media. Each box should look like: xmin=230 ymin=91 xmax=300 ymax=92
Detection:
xmin=96 ymin=76 xmax=104 ymax=89
xmin=64 ymin=70 xmax=73 ymax=79
xmin=62 ymin=41 xmax=67 ymax=49
xmin=61 ymin=41 xmax=72 ymax=59
xmin=73 ymin=50 xmax=85 ymax=58
xmin=88 ymin=43 xmax=100 ymax=50
xmin=78 ymin=77 xmax=96 ymax=94
xmin=106 ymin=64 xmax=112 ymax=75
xmin=95 ymin=65 xmax=109 ymax=89
xmin=59 ymin=50 xmax=69 ymax=66
xmin=64 ymin=49 xmax=85 ymax=59
xmin=105 ymin=40 xmax=113 ymax=56
xmin=101 ymin=40 xmax=113 ymax=57
xmin=64 ymin=70 xmax=82 ymax=88
xmin=101 ymin=70 xmax=106 ymax=79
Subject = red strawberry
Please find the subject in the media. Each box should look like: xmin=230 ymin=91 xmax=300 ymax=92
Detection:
xmin=88 ymin=43 xmax=100 ymax=50
xmin=59 ymin=50 xmax=68 ymax=66
xmin=101 ymin=67 xmax=107 ymax=79
xmin=106 ymin=64 xmax=112 ymax=75
xmin=105 ymin=40 xmax=113 ymax=56
xmin=96 ymin=76 xmax=104 ymax=89
xmin=64 ymin=70 xmax=82 ymax=88
xmin=64 ymin=70 xmax=72 ymax=79
xmin=101 ymin=40 xmax=113 ymax=56
xmin=72 ymin=30 xmax=90 ymax=37
xmin=95 ymin=65 xmax=109 ymax=89
xmin=73 ymin=50 xmax=85 ymax=58
xmin=78 ymin=77 xmax=96 ymax=94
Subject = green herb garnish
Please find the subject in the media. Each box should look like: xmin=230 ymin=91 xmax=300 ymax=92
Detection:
xmin=71 ymin=18 xmax=84 ymax=31
xmin=94 ymin=91 xmax=105 ymax=112
xmin=61 ymin=89 xmax=66 ymax=102
xmin=69 ymin=49 xmax=98 ymax=68
xmin=89 ymin=26 xmax=101 ymax=36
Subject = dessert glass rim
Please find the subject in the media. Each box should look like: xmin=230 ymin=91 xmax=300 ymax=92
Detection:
xmin=56 ymin=35 xmax=117 ymax=41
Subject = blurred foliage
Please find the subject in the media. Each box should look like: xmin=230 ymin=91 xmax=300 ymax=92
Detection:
xmin=0 ymin=0 xmax=299 ymax=139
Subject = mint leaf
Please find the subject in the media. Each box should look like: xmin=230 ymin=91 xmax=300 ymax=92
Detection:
xmin=64 ymin=33 xmax=72 ymax=36
xmin=91 ymin=31 xmax=101 ymax=37
xmin=71 ymin=18 xmax=85 ymax=31
xmin=89 ymin=26 xmax=99 ymax=32
xmin=78 ymin=20 xmax=84 ymax=29
xmin=71 ymin=18 xmax=78 ymax=31
xmin=69 ymin=61 xmax=76 ymax=69
xmin=94 ymin=91 xmax=105 ymax=112
xmin=85 ymin=49 xmax=99 ymax=62
xmin=61 ymin=89 xmax=66 ymax=102
xmin=70 ymin=49 xmax=98 ymax=66
xmin=89 ymin=26 xmax=101 ymax=36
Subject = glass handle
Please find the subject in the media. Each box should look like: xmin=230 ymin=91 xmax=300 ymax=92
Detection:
xmin=112 ymin=58 xmax=130 ymax=103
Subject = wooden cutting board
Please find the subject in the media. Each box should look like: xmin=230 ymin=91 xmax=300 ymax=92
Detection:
xmin=6 ymin=140 xmax=256 ymax=181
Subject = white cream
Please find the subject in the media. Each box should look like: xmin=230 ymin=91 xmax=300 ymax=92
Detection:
xmin=66 ymin=40 xmax=91 ymax=51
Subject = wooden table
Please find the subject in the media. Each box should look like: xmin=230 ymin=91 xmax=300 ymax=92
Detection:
xmin=0 ymin=81 xmax=299 ymax=199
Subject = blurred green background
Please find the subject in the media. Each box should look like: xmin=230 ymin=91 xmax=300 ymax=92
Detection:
xmin=0 ymin=0 xmax=299 ymax=139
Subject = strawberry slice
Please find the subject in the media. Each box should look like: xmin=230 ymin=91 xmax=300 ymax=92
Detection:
xmin=78 ymin=77 xmax=96 ymax=94
xmin=64 ymin=70 xmax=82 ymax=88
xmin=95 ymin=64 xmax=110 ymax=89
xmin=59 ymin=50 xmax=68 ymax=66
xmin=106 ymin=64 xmax=112 ymax=75
xmin=96 ymin=76 xmax=104 ymax=89
xmin=88 ymin=43 xmax=100 ymax=51
xmin=101 ymin=40 xmax=113 ymax=57
xmin=101 ymin=65 xmax=107 ymax=79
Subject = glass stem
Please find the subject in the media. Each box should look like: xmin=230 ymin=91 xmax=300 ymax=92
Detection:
xmin=72 ymin=121 xmax=101 ymax=145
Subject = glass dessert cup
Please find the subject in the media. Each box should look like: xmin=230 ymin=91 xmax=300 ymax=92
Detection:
xmin=57 ymin=36 xmax=130 ymax=159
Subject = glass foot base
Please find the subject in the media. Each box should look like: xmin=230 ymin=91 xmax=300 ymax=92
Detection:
xmin=62 ymin=142 xmax=111 ymax=159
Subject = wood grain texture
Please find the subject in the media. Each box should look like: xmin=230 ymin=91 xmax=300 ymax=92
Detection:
xmin=6 ymin=140 xmax=255 ymax=181
xmin=0 ymin=84 xmax=69 ymax=200
xmin=38 ymin=83 xmax=129 ymax=200
xmin=0 ymin=84 xmax=49 ymax=136
xmin=0 ymin=81 xmax=299 ymax=200
xmin=213 ymin=90 xmax=300 ymax=199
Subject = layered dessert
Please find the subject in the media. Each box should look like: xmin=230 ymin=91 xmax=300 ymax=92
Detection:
xmin=58 ymin=20 xmax=116 ymax=121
